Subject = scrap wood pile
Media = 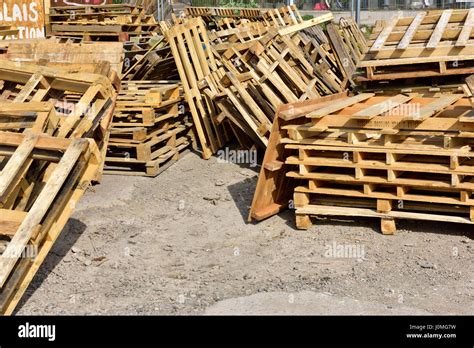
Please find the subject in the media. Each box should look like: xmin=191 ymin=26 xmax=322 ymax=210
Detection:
xmin=249 ymin=92 xmax=474 ymax=234
xmin=43 ymin=2 xmax=184 ymax=176
xmin=2 ymin=2 xmax=474 ymax=316
xmin=163 ymin=6 xmax=363 ymax=159
xmin=242 ymin=8 xmax=474 ymax=235
xmin=121 ymin=37 xmax=178 ymax=81
xmin=0 ymin=59 xmax=118 ymax=314
xmin=47 ymin=0 xmax=160 ymax=42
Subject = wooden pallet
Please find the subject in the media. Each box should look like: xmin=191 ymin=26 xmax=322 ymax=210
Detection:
xmin=249 ymin=92 xmax=474 ymax=234
xmin=327 ymin=17 xmax=367 ymax=86
xmin=0 ymin=61 xmax=118 ymax=181
xmin=163 ymin=17 xmax=227 ymax=159
xmin=122 ymin=38 xmax=178 ymax=81
xmin=105 ymin=136 xmax=192 ymax=177
xmin=359 ymin=9 xmax=474 ymax=81
xmin=185 ymin=6 xmax=263 ymax=21
xmin=5 ymin=39 xmax=124 ymax=82
xmin=0 ymin=131 xmax=101 ymax=314
xmin=105 ymin=81 xmax=193 ymax=177
xmin=48 ymin=3 xmax=160 ymax=42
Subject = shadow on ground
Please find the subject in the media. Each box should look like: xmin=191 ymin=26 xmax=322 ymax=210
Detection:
xmin=227 ymin=175 xmax=259 ymax=222
xmin=14 ymin=218 xmax=87 ymax=314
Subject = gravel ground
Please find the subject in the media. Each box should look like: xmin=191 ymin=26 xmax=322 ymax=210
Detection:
xmin=16 ymin=151 xmax=474 ymax=315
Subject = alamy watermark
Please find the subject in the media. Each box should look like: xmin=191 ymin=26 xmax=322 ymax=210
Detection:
xmin=324 ymin=241 xmax=365 ymax=260
xmin=382 ymin=100 xmax=421 ymax=119
xmin=217 ymin=147 xmax=257 ymax=167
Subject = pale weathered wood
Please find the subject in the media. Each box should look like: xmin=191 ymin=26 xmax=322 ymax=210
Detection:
xmin=455 ymin=8 xmax=474 ymax=47
xmin=397 ymin=12 xmax=426 ymax=49
xmin=426 ymin=10 xmax=452 ymax=48
xmin=0 ymin=139 xmax=87 ymax=288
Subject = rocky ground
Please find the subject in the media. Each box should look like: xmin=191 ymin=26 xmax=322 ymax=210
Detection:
xmin=17 ymin=152 xmax=474 ymax=315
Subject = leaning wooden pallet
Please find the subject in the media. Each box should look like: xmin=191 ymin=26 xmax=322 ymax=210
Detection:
xmin=0 ymin=131 xmax=101 ymax=315
xmin=162 ymin=17 xmax=228 ymax=159
xmin=326 ymin=17 xmax=367 ymax=86
xmin=359 ymin=9 xmax=474 ymax=81
xmin=104 ymin=81 xmax=193 ymax=176
xmin=205 ymin=13 xmax=339 ymax=149
xmin=249 ymin=92 xmax=474 ymax=234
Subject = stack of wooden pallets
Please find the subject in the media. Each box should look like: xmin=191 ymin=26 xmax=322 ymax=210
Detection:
xmin=185 ymin=6 xmax=263 ymax=22
xmin=47 ymin=2 xmax=160 ymax=42
xmin=249 ymin=91 xmax=474 ymax=234
xmin=105 ymin=81 xmax=193 ymax=176
xmin=359 ymin=9 xmax=474 ymax=82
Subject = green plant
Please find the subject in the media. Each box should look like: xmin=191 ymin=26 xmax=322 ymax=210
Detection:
xmin=218 ymin=0 xmax=259 ymax=8
xmin=302 ymin=14 xmax=314 ymax=20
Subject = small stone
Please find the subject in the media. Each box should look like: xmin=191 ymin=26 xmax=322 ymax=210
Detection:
xmin=203 ymin=194 xmax=220 ymax=201
xmin=71 ymin=246 xmax=82 ymax=254
xmin=83 ymin=259 xmax=92 ymax=266
xmin=418 ymin=260 xmax=435 ymax=269
xmin=215 ymin=180 xmax=225 ymax=186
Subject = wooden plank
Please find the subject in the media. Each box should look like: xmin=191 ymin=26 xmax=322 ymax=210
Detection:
xmin=307 ymin=93 xmax=374 ymax=118
xmin=426 ymin=10 xmax=453 ymax=48
xmin=417 ymin=94 xmax=464 ymax=119
xmin=455 ymin=8 xmax=474 ymax=47
xmin=397 ymin=12 xmax=426 ymax=49
xmin=297 ymin=204 xmax=474 ymax=225
xmin=370 ymin=16 xmax=400 ymax=52
xmin=277 ymin=13 xmax=333 ymax=36
xmin=0 ymin=133 xmax=38 ymax=203
xmin=351 ymin=95 xmax=414 ymax=119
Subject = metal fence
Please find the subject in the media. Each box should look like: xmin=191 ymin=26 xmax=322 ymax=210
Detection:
xmin=189 ymin=0 xmax=474 ymax=10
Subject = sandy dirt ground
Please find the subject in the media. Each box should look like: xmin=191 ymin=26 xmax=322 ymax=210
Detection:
xmin=16 ymin=151 xmax=474 ymax=315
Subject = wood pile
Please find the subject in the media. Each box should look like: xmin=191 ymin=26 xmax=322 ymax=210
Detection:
xmin=0 ymin=59 xmax=118 ymax=314
xmin=105 ymin=81 xmax=193 ymax=176
xmin=47 ymin=2 xmax=160 ymax=42
xmin=0 ymin=132 xmax=101 ymax=315
xmin=4 ymin=4 xmax=474 ymax=316
xmin=162 ymin=9 xmax=360 ymax=159
xmin=359 ymin=9 xmax=474 ymax=82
